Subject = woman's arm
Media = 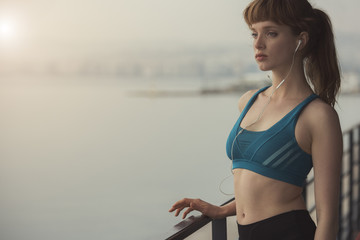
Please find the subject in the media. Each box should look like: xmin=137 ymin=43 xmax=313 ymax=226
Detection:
xmin=168 ymin=90 xmax=257 ymax=220
xmin=309 ymin=102 xmax=343 ymax=240
xmin=169 ymin=198 xmax=236 ymax=219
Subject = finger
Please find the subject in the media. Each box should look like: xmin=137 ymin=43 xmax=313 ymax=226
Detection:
xmin=169 ymin=203 xmax=186 ymax=213
xmin=169 ymin=198 xmax=190 ymax=212
xmin=175 ymin=206 xmax=186 ymax=217
xmin=182 ymin=207 xmax=194 ymax=219
xmin=168 ymin=206 xmax=176 ymax=212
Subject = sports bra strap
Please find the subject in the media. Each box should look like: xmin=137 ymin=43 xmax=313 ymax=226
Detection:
xmin=239 ymin=86 xmax=270 ymax=121
xmin=240 ymin=86 xmax=317 ymax=122
xmin=288 ymin=94 xmax=318 ymax=119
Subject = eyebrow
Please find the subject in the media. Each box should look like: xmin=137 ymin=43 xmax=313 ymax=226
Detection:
xmin=250 ymin=25 xmax=280 ymax=31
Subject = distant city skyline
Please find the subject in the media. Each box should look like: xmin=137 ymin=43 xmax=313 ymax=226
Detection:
xmin=0 ymin=0 xmax=358 ymax=62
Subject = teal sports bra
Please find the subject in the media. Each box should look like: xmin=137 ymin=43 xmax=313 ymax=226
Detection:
xmin=226 ymin=86 xmax=318 ymax=187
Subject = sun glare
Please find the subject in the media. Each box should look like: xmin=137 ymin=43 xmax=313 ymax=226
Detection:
xmin=0 ymin=20 xmax=16 ymax=40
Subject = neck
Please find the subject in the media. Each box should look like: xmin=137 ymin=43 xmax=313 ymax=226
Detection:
xmin=268 ymin=65 xmax=312 ymax=99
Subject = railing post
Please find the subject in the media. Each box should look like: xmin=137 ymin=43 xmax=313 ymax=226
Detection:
xmin=212 ymin=218 xmax=227 ymax=240
xmin=358 ymin=126 xmax=360 ymax=232
xmin=348 ymin=130 xmax=354 ymax=240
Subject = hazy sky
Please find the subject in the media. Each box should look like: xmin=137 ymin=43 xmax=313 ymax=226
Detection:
xmin=0 ymin=0 xmax=358 ymax=59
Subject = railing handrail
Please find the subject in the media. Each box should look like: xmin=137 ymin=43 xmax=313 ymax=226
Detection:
xmin=164 ymin=198 xmax=234 ymax=240
xmin=165 ymin=124 xmax=360 ymax=240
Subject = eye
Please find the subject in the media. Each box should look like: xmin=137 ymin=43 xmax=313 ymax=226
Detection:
xmin=266 ymin=31 xmax=278 ymax=38
xmin=251 ymin=32 xmax=258 ymax=39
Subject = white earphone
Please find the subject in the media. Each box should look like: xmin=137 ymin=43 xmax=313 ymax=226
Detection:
xmin=295 ymin=40 xmax=302 ymax=53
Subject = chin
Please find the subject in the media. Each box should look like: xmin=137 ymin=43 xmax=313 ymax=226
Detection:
xmin=257 ymin=65 xmax=272 ymax=72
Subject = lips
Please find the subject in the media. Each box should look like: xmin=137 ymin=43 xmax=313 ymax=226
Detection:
xmin=255 ymin=53 xmax=268 ymax=61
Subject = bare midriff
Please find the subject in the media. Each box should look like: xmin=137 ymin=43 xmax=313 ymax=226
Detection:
xmin=233 ymin=168 xmax=307 ymax=225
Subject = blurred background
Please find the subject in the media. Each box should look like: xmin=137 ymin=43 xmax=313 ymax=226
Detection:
xmin=0 ymin=0 xmax=359 ymax=239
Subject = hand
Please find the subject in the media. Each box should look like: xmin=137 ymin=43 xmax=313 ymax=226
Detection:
xmin=168 ymin=198 xmax=220 ymax=219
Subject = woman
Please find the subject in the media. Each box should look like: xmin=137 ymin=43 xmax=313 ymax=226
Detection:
xmin=169 ymin=0 xmax=342 ymax=239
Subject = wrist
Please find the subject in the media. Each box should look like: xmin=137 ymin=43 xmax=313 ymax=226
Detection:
xmin=216 ymin=205 xmax=233 ymax=219
xmin=216 ymin=206 xmax=227 ymax=219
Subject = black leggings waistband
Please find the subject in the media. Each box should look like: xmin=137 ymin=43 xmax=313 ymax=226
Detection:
xmin=237 ymin=210 xmax=316 ymax=240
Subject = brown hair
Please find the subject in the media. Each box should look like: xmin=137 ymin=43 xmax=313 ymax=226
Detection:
xmin=244 ymin=0 xmax=341 ymax=106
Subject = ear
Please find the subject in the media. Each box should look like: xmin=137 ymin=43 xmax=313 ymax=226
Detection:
xmin=298 ymin=31 xmax=309 ymax=50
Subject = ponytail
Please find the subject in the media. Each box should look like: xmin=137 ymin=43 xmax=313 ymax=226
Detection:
xmin=304 ymin=8 xmax=341 ymax=107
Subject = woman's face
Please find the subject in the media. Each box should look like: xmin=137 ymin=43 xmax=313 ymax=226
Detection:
xmin=250 ymin=21 xmax=299 ymax=73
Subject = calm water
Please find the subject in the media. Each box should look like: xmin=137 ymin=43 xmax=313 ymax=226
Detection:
xmin=0 ymin=76 xmax=359 ymax=240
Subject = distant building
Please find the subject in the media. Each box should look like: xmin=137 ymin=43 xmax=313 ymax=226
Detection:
xmin=243 ymin=72 xmax=270 ymax=88
xmin=341 ymin=72 xmax=360 ymax=94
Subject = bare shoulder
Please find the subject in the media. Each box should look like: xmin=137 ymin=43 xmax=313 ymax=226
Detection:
xmin=237 ymin=89 xmax=259 ymax=113
xmin=302 ymin=98 xmax=341 ymax=136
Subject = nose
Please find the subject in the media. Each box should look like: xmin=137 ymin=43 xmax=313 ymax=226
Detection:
xmin=254 ymin=35 xmax=265 ymax=50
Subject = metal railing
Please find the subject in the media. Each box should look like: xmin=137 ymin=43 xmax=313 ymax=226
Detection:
xmin=164 ymin=124 xmax=360 ymax=240
xmin=338 ymin=125 xmax=360 ymax=240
